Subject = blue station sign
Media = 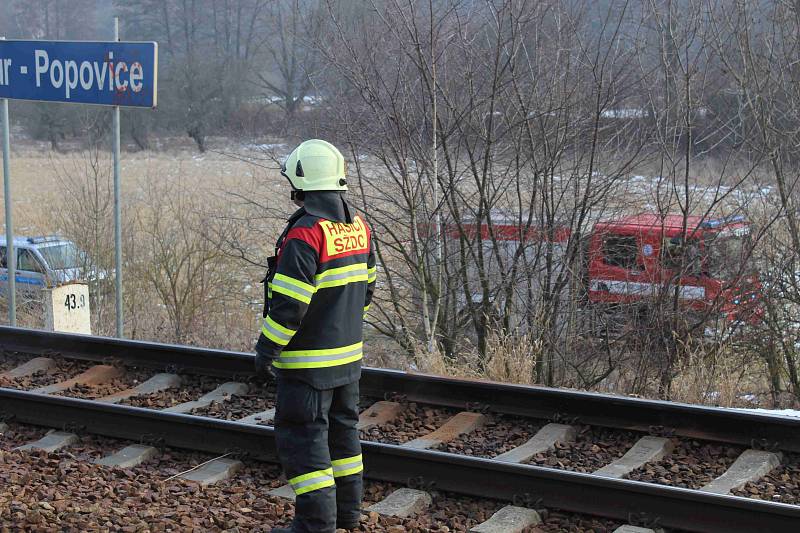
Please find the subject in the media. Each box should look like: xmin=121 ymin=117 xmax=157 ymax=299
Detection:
xmin=0 ymin=40 xmax=157 ymax=108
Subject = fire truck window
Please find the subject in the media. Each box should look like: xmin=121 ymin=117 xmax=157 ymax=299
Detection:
xmin=663 ymin=238 xmax=702 ymax=275
xmin=603 ymin=236 xmax=639 ymax=269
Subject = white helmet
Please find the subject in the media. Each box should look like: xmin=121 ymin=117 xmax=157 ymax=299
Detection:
xmin=281 ymin=139 xmax=347 ymax=192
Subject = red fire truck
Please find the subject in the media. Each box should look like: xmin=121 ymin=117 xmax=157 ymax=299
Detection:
xmin=585 ymin=214 xmax=759 ymax=323
xmin=446 ymin=212 xmax=759 ymax=327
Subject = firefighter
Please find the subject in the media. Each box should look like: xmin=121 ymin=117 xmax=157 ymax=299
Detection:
xmin=255 ymin=139 xmax=376 ymax=533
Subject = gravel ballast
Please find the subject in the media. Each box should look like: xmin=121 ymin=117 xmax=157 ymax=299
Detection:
xmin=360 ymin=402 xmax=456 ymax=445
xmin=0 ymin=422 xmax=48 ymax=451
xmin=190 ymin=383 xmax=275 ymax=421
xmin=52 ymin=367 xmax=157 ymax=400
xmin=0 ymin=358 xmax=93 ymax=389
xmin=0 ymin=352 xmax=37 ymax=372
xmin=0 ymin=443 xmax=569 ymax=532
xmin=526 ymin=426 xmax=641 ymax=473
xmin=733 ymin=452 xmax=800 ymax=504
xmin=434 ymin=415 xmax=544 ymax=458
xmin=626 ymin=438 xmax=743 ymax=489
xmin=120 ymin=375 xmax=223 ymax=409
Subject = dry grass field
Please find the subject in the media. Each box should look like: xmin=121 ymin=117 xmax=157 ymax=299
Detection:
xmin=0 ymin=136 xmax=410 ymax=373
xmin=0 ymin=137 xmax=283 ymax=346
xmin=1 ymin=138 xmax=276 ymax=229
xmin=0 ymin=137 xmax=785 ymax=408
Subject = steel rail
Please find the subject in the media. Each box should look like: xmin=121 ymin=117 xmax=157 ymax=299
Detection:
xmin=1 ymin=388 xmax=798 ymax=533
xmin=1 ymin=325 xmax=799 ymax=453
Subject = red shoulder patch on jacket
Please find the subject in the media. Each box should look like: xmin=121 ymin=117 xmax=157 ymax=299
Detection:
xmin=283 ymin=225 xmax=324 ymax=257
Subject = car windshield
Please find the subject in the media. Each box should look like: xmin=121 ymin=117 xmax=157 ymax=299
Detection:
xmin=37 ymin=243 xmax=81 ymax=270
xmin=706 ymin=233 xmax=751 ymax=280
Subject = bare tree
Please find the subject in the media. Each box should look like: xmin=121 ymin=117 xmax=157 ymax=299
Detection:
xmin=314 ymin=1 xmax=651 ymax=387
xmin=254 ymin=0 xmax=325 ymax=121
xmin=50 ymin=147 xmax=119 ymax=335
xmin=132 ymin=174 xmax=231 ymax=342
xmin=118 ymin=0 xmax=269 ymax=151
xmin=706 ymin=0 xmax=800 ymax=405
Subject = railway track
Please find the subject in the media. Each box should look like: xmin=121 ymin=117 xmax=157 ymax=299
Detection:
xmin=1 ymin=326 xmax=800 ymax=532
xmin=1 ymin=421 xmax=627 ymax=532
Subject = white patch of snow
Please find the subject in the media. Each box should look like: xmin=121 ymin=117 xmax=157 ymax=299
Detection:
xmin=245 ymin=143 xmax=286 ymax=151
xmin=601 ymin=108 xmax=648 ymax=119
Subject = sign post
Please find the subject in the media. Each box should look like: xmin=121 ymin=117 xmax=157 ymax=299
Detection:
xmin=1 ymin=54 xmax=15 ymax=326
xmin=113 ymin=17 xmax=124 ymax=338
xmin=0 ymin=30 xmax=157 ymax=337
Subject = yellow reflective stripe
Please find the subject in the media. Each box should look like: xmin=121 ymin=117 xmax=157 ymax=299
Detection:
xmin=271 ymin=273 xmax=315 ymax=304
xmin=363 ymin=304 xmax=370 ymax=319
xmin=261 ymin=326 xmax=287 ymax=346
xmin=332 ymin=454 xmax=363 ymax=478
xmin=331 ymin=454 xmax=362 ymax=466
xmin=273 ymin=273 xmax=315 ymax=294
xmin=367 ymin=265 xmax=377 ymax=283
xmin=295 ymin=478 xmax=335 ymax=495
xmin=315 ymin=263 xmax=369 ymax=289
xmin=289 ymin=467 xmax=334 ymax=485
xmin=273 ymin=342 xmax=364 ymax=369
xmin=317 ymin=275 xmax=368 ymax=290
xmin=281 ymin=341 xmax=363 ymax=357
xmin=273 ymin=352 xmax=363 ymax=369
xmin=261 ymin=316 xmax=296 ymax=346
xmin=266 ymin=315 xmax=295 ymax=336
xmin=334 ymin=465 xmax=364 ymax=478
xmin=289 ymin=467 xmax=335 ymax=496
xmin=316 ymin=263 xmax=367 ymax=281
xmin=271 ymin=284 xmax=311 ymax=304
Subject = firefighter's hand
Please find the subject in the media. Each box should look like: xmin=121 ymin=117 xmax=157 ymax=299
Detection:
xmin=254 ymin=351 xmax=276 ymax=381
xmin=254 ymin=333 xmax=280 ymax=381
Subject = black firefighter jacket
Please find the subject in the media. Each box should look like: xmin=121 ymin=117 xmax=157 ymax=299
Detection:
xmin=255 ymin=192 xmax=376 ymax=389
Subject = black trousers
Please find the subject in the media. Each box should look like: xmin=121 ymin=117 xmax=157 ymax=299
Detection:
xmin=275 ymin=377 xmax=363 ymax=533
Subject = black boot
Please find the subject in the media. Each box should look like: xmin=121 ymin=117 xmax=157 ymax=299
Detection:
xmin=270 ymin=528 xmax=293 ymax=532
